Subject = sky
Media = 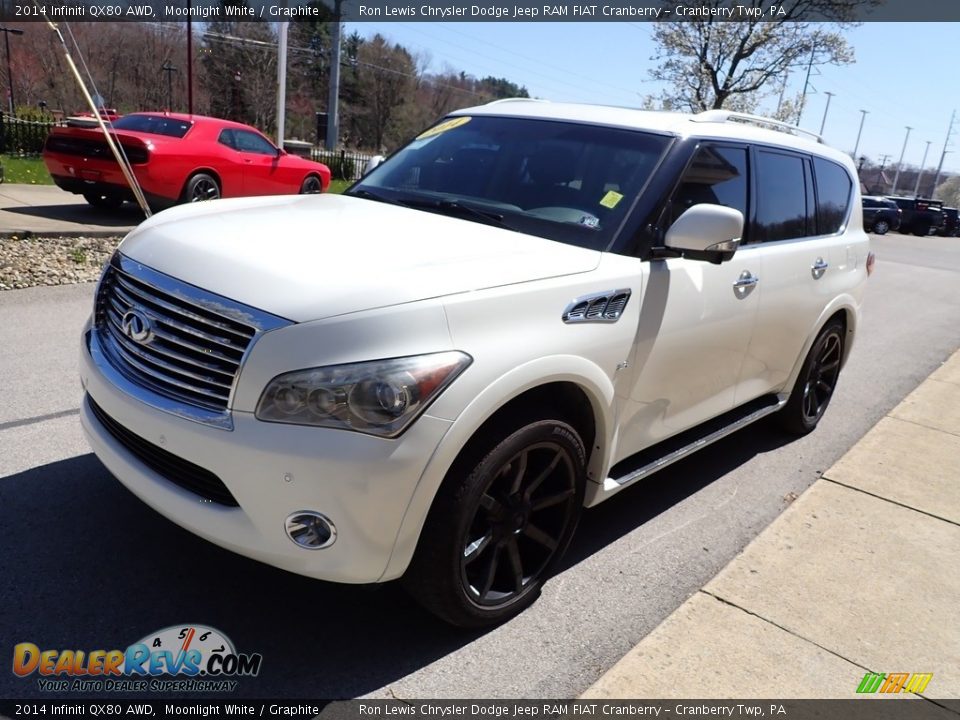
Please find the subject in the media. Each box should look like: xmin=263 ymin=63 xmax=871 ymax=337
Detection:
xmin=351 ymin=21 xmax=959 ymax=175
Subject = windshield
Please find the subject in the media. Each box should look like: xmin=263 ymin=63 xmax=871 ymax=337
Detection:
xmin=350 ymin=115 xmax=670 ymax=250
xmin=112 ymin=115 xmax=192 ymax=138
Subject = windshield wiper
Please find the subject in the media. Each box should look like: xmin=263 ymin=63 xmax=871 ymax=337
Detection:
xmin=398 ymin=198 xmax=516 ymax=231
xmin=348 ymin=189 xmax=404 ymax=206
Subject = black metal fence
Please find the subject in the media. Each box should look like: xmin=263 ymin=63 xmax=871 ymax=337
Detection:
xmin=0 ymin=115 xmax=60 ymax=156
xmin=311 ymin=148 xmax=376 ymax=182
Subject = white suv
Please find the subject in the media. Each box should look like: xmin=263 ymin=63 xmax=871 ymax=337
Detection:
xmin=79 ymin=101 xmax=871 ymax=626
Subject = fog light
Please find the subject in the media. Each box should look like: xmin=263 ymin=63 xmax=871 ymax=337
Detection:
xmin=284 ymin=511 xmax=336 ymax=550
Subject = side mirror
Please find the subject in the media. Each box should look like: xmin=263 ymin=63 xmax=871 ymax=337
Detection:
xmin=664 ymin=204 xmax=744 ymax=263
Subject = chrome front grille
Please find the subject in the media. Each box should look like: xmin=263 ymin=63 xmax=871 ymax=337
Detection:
xmin=94 ymin=254 xmax=289 ymax=427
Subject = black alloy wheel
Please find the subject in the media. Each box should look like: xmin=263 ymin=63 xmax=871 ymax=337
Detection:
xmin=873 ymin=218 xmax=889 ymax=235
xmin=460 ymin=440 xmax=579 ymax=607
xmin=300 ymin=175 xmax=323 ymax=194
xmin=183 ymin=173 xmax=220 ymax=203
xmin=404 ymin=420 xmax=586 ymax=627
xmin=779 ymin=318 xmax=845 ymax=435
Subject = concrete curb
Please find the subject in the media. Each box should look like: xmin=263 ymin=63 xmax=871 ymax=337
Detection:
xmin=581 ymin=349 xmax=960 ymax=700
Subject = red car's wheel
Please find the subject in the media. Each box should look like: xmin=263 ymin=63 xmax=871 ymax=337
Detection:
xmin=183 ymin=173 xmax=221 ymax=203
xmin=300 ymin=175 xmax=323 ymax=194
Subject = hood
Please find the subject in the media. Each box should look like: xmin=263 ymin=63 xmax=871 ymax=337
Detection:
xmin=119 ymin=194 xmax=601 ymax=323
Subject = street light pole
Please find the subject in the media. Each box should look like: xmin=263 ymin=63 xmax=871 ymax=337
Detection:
xmin=891 ymin=126 xmax=912 ymax=195
xmin=853 ymin=109 xmax=868 ymax=157
xmin=819 ymin=91 xmax=834 ymax=135
xmin=0 ymin=26 xmax=24 ymax=116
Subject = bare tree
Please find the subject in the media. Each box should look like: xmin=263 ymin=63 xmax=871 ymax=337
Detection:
xmin=647 ymin=0 xmax=870 ymax=113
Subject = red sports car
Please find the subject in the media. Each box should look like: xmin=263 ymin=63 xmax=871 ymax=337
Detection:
xmin=43 ymin=113 xmax=331 ymax=210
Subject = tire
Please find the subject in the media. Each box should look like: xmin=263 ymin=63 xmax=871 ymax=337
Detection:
xmin=299 ymin=175 xmax=323 ymax=194
xmin=403 ymin=419 xmax=586 ymax=628
xmin=182 ymin=173 xmax=220 ymax=203
xmin=873 ymin=218 xmax=889 ymax=235
xmin=778 ymin=318 xmax=845 ymax=436
xmin=912 ymin=223 xmax=930 ymax=237
xmin=83 ymin=191 xmax=123 ymax=210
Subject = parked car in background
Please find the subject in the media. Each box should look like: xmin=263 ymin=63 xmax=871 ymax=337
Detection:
xmin=937 ymin=207 xmax=959 ymax=237
xmin=861 ymin=195 xmax=901 ymax=235
xmin=887 ymin=196 xmax=944 ymax=236
xmin=43 ymin=113 xmax=331 ymax=210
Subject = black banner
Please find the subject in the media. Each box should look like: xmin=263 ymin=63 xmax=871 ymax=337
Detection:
xmin=2 ymin=700 xmax=960 ymax=720
xmin=4 ymin=0 xmax=960 ymax=23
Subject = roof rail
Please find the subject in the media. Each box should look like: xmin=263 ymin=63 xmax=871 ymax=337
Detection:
xmin=485 ymin=97 xmax=549 ymax=105
xmin=692 ymin=110 xmax=823 ymax=143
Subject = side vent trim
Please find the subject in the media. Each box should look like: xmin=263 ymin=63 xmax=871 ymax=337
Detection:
xmin=562 ymin=289 xmax=632 ymax=324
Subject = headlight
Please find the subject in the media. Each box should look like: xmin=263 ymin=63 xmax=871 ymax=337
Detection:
xmin=255 ymin=351 xmax=472 ymax=437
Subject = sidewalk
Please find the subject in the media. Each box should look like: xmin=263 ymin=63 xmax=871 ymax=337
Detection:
xmin=582 ymin=349 xmax=960 ymax=700
xmin=0 ymin=183 xmax=140 ymax=237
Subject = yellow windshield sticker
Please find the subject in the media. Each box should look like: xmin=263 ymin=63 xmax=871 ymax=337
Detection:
xmin=600 ymin=190 xmax=624 ymax=209
xmin=416 ymin=116 xmax=472 ymax=139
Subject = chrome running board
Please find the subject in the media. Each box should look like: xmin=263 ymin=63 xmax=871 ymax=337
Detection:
xmin=607 ymin=394 xmax=788 ymax=488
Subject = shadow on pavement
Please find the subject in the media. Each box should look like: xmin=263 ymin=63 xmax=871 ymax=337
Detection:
xmin=1 ymin=203 xmax=143 ymax=230
xmin=0 ymin=420 xmax=794 ymax=699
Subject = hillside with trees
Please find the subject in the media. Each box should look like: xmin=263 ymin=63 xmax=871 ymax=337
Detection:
xmin=4 ymin=19 xmax=529 ymax=152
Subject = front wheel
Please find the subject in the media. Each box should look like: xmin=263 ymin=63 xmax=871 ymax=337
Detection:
xmin=778 ymin=318 xmax=845 ymax=436
xmin=299 ymin=175 xmax=323 ymax=194
xmin=403 ymin=420 xmax=586 ymax=627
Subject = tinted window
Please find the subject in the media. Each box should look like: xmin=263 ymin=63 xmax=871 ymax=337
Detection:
xmin=218 ymin=129 xmax=236 ymax=149
xmin=754 ymin=151 xmax=809 ymax=242
xmin=814 ymin=158 xmax=852 ymax=234
xmin=666 ymin=145 xmax=748 ymax=228
xmin=234 ymin=130 xmax=277 ymax=155
xmin=112 ymin=115 xmax=192 ymax=138
xmin=352 ymin=116 xmax=670 ymax=251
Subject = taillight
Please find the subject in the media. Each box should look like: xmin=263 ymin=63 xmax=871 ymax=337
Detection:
xmin=866 ymin=251 xmax=876 ymax=277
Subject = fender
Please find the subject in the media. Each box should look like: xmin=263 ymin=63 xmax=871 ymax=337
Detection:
xmin=379 ymin=354 xmax=616 ymax=581
xmin=781 ymin=291 xmax=862 ymax=395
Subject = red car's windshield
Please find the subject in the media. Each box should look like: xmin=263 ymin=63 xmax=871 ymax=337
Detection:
xmin=112 ymin=115 xmax=192 ymax=138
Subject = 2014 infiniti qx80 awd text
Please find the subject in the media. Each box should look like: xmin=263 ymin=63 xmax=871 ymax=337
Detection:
xmin=80 ymin=101 xmax=871 ymax=626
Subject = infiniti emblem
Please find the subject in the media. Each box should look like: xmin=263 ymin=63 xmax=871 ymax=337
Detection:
xmin=121 ymin=310 xmax=154 ymax=344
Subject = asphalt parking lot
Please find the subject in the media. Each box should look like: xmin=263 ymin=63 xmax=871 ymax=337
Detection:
xmin=1 ymin=233 xmax=959 ymax=700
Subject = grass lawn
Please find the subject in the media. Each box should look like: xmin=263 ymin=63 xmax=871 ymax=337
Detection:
xmin=328 ymin=179 xmax=352 ymax=194
xmin=1 ymin=155 xmax=52 ymax=185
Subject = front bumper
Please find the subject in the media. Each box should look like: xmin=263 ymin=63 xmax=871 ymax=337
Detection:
xmin=80 ymin=327 xmax=453 ymax=584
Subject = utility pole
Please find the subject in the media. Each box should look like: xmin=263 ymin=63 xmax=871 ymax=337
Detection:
xmin=325 ymin=0 xmax=343 ymax=151
xmin=876 ymin=154 xmax=891 ymax=194
xmin=797 ymin=44 xmax=816 ymax=125
xmin=0 ymin=26 xmax=24 ymax=116
xmin=891 ymin=126 xmax=912 ymax=195
xmin=913 ymin=141 xmax=932 ymax=197
xmin=819 ymin=91 xmax=834 ymax=135
xmin=161 ymin=61 xmax=177 ymax=111
xmin=277 ymin=22 xmax=288 ymax=146
xmin=186 ymin=6 xmax=193 ymax=115
xmin=929 ymin=109 xmax=956 ymax=199
xmin=853 ymin=109 xmax=868 ymax=157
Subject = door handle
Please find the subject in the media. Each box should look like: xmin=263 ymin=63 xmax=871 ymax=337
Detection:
xmin=811 ymin=257 xmax=829 ymax=279
xmin=733 ymin=270 xmax=759 ymax=297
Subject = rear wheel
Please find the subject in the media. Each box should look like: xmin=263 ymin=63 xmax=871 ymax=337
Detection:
xmin=182 ymin=173 xmax=220 ymax=203
xmin=83 ymin=191 xmax=123 ymax=210
xmin=403 ymin=420 xmax=585 ymax=627
xmin=873 ymin=218 xmax=889 ymax=235
xmin=778 ymin=318 xmax=845 ymax=436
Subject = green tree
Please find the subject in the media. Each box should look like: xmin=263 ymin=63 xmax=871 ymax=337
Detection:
xmin=646 ymin=0 xmax=868 ymax=114
xmin=934 ymin=175 xmax=960 ymax=208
